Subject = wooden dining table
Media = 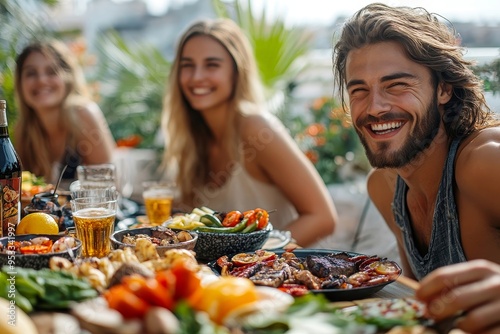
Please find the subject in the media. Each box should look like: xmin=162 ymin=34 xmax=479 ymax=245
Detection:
xmin=30 ymin=274 xmax=421 ymax=334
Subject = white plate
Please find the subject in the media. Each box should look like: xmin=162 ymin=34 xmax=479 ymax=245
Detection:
xmin=262 ymin=230 xmax=292 ymax=250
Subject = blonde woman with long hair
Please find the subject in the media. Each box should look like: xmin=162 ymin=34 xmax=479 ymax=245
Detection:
xmin=14 ymin=39 xmax=115 ymax=187
xmin=162 ymin=18 xmax=337 ymax=246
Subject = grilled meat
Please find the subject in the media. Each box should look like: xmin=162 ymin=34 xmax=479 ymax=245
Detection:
xmin=321 ymin=275 xmax=347 ymax=289
xmin=282 ymin=256 xmax=305 ymax=270
xmin=305 ymin=255 xmax=357 ymax=278
xmin=328 ymin=252 xmax=353 ymax=261
xmin=230 ymin=262 xmax=262 ymax=278
xmin=293 ymin=269 xmax=321 ymax=290
xmin=250 ymin=266 xmax=288 ymax=287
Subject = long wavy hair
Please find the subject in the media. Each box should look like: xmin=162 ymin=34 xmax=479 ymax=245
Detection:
xmin=14 ymin=39 xmax=90 ymax=181
xmin=333 ymin=3 xmax=499 ymax=139
xmin=161 ymin=18 xmax=265 ymax=206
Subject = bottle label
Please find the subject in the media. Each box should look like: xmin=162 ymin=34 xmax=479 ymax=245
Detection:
xmin=1 ymin=177 xmax=21 ymax=237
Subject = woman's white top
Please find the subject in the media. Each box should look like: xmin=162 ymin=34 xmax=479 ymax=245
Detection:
xmin=197 ymin=163 xmax=298 ymax=230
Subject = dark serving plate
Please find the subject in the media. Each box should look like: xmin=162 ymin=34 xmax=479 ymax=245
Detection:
xmin=0 ymin=234 xmax=82 ymax=270
xmin=207 ymin=248 xmax=401 ymax=301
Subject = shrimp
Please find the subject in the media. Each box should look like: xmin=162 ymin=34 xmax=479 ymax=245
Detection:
xmin=31 ymin=237 xmax=50 ymax=245
xmin=51 ymin=236 xmax=76 ymax=253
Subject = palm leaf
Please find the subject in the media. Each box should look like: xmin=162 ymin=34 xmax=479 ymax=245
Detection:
xmin=92 ymin=31 xmax=171 ymax=149
xmin=0 ymin=0 xmax=56 ymax=131
xmin=212 ymin=0 xmax=312 ymax=93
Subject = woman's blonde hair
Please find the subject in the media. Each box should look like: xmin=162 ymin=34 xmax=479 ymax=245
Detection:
xmin=161 ymin=18 xmax=265 ymax=206
xmin=14 ymin=39 xmax=90 ymax=181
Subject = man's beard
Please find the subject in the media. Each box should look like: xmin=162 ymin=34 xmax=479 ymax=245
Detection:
xmin=355 ymin=95 xmax=441 ymax=168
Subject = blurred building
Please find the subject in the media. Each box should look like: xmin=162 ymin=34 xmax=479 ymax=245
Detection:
xmin=47 ymin=0 xmax=216 ymax=59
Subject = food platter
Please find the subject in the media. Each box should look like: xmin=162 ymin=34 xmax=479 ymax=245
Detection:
xmin=0 ymin=234 xmax=82 ymax=269
xmin=208 ymin=249 xmax=401 ymax=301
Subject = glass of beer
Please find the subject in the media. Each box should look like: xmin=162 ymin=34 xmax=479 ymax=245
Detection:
xmin=142 ymin=181 xmax=175 ymax=226
xmin=71 ymin=191 xmax=117 ymax=258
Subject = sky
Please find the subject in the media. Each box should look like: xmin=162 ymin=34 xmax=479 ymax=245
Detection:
xmin=143 ymin=0 xmax=500 ymax=25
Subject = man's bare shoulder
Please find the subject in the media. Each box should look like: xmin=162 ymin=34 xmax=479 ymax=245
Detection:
xmin=456 ymin=127 xmax=500 ymax=206
xmin=457 ymin=128 xmax=500 ymax=180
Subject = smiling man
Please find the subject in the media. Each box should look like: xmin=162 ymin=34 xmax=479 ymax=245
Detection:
xmin=333 ymin=3 xmax=500 ymax=333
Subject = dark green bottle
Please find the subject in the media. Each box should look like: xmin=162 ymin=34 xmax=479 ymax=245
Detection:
xmin=0 ymin=100 xmax=22 ymax=237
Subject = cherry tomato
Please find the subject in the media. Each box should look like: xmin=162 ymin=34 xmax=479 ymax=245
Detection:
xmin=222 ymin=210 xmax=243 ymax=227
xmin=243 ymin=210 xmax=255 ymax=226
xmin=242 ymin=208 xmax=269 ymax=229
xmin=254 ymin=208 xmax=269 ymax=230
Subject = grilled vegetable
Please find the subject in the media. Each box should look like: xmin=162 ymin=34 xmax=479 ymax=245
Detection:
xmin=222 ymin=211 xmax=243 ymax=227
xmin=194 ymin=219 xmax=247 ymax=233
xmin=242 ymin=221 xmax=257 ymax=233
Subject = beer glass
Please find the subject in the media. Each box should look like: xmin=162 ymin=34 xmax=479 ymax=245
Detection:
xmin=71 ymin=190 xmax=117 ymax=258
xmin=142 ymin=181 xmax=175 ymax=225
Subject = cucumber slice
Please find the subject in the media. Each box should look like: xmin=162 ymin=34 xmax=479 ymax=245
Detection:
xmin=192 ymin=208 xmax=207 ymax=216
xmin=200 ymin=214 xmax=223 ymax=227
xmin=200 ymin=206 xmax=215 ymax=214
xmin=242 ymin=222 xmax=257 ymax=233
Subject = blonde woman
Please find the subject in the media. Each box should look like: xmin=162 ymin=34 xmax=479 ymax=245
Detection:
xmin=161 ymin=19 xmax=338 ymax=246
xmin=14 ymin=40 xmax=115 ymax=187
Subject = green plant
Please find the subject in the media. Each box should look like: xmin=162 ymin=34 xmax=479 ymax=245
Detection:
xmin=92 ymin=31 xmax=171 ymax=149
xmin=212 ymin=0 xmax=312 ymax=97
xmin=288 ymin=97 xmax=369 ymax=184
xmin=0 ymin=0 xmax=58 ymax=133
xmin=474 ymin=58 xmax=500 ymax=94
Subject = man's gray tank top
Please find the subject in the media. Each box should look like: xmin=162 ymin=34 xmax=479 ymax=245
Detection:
xmin=392 ymin=137 xmax=467 ymax=280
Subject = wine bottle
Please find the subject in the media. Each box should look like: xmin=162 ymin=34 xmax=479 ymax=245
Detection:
xmin=0 ymin=100 xmax=22 ymax=237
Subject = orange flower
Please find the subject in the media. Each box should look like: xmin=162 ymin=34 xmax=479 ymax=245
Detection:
xmin=311 ymin=97 xmax=328 ymax=110
xmin=305 ymin=123 xmax=325 ymax=136
xmin=117 ymin=134 xmax=142 ymax=148
xmin=314 ymin=136 xmax=326 ymax=146
xmin=305 ymin=150 xmax=319 ymax=164
xmin=68 ymin=39 xmax=87 ymax=57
